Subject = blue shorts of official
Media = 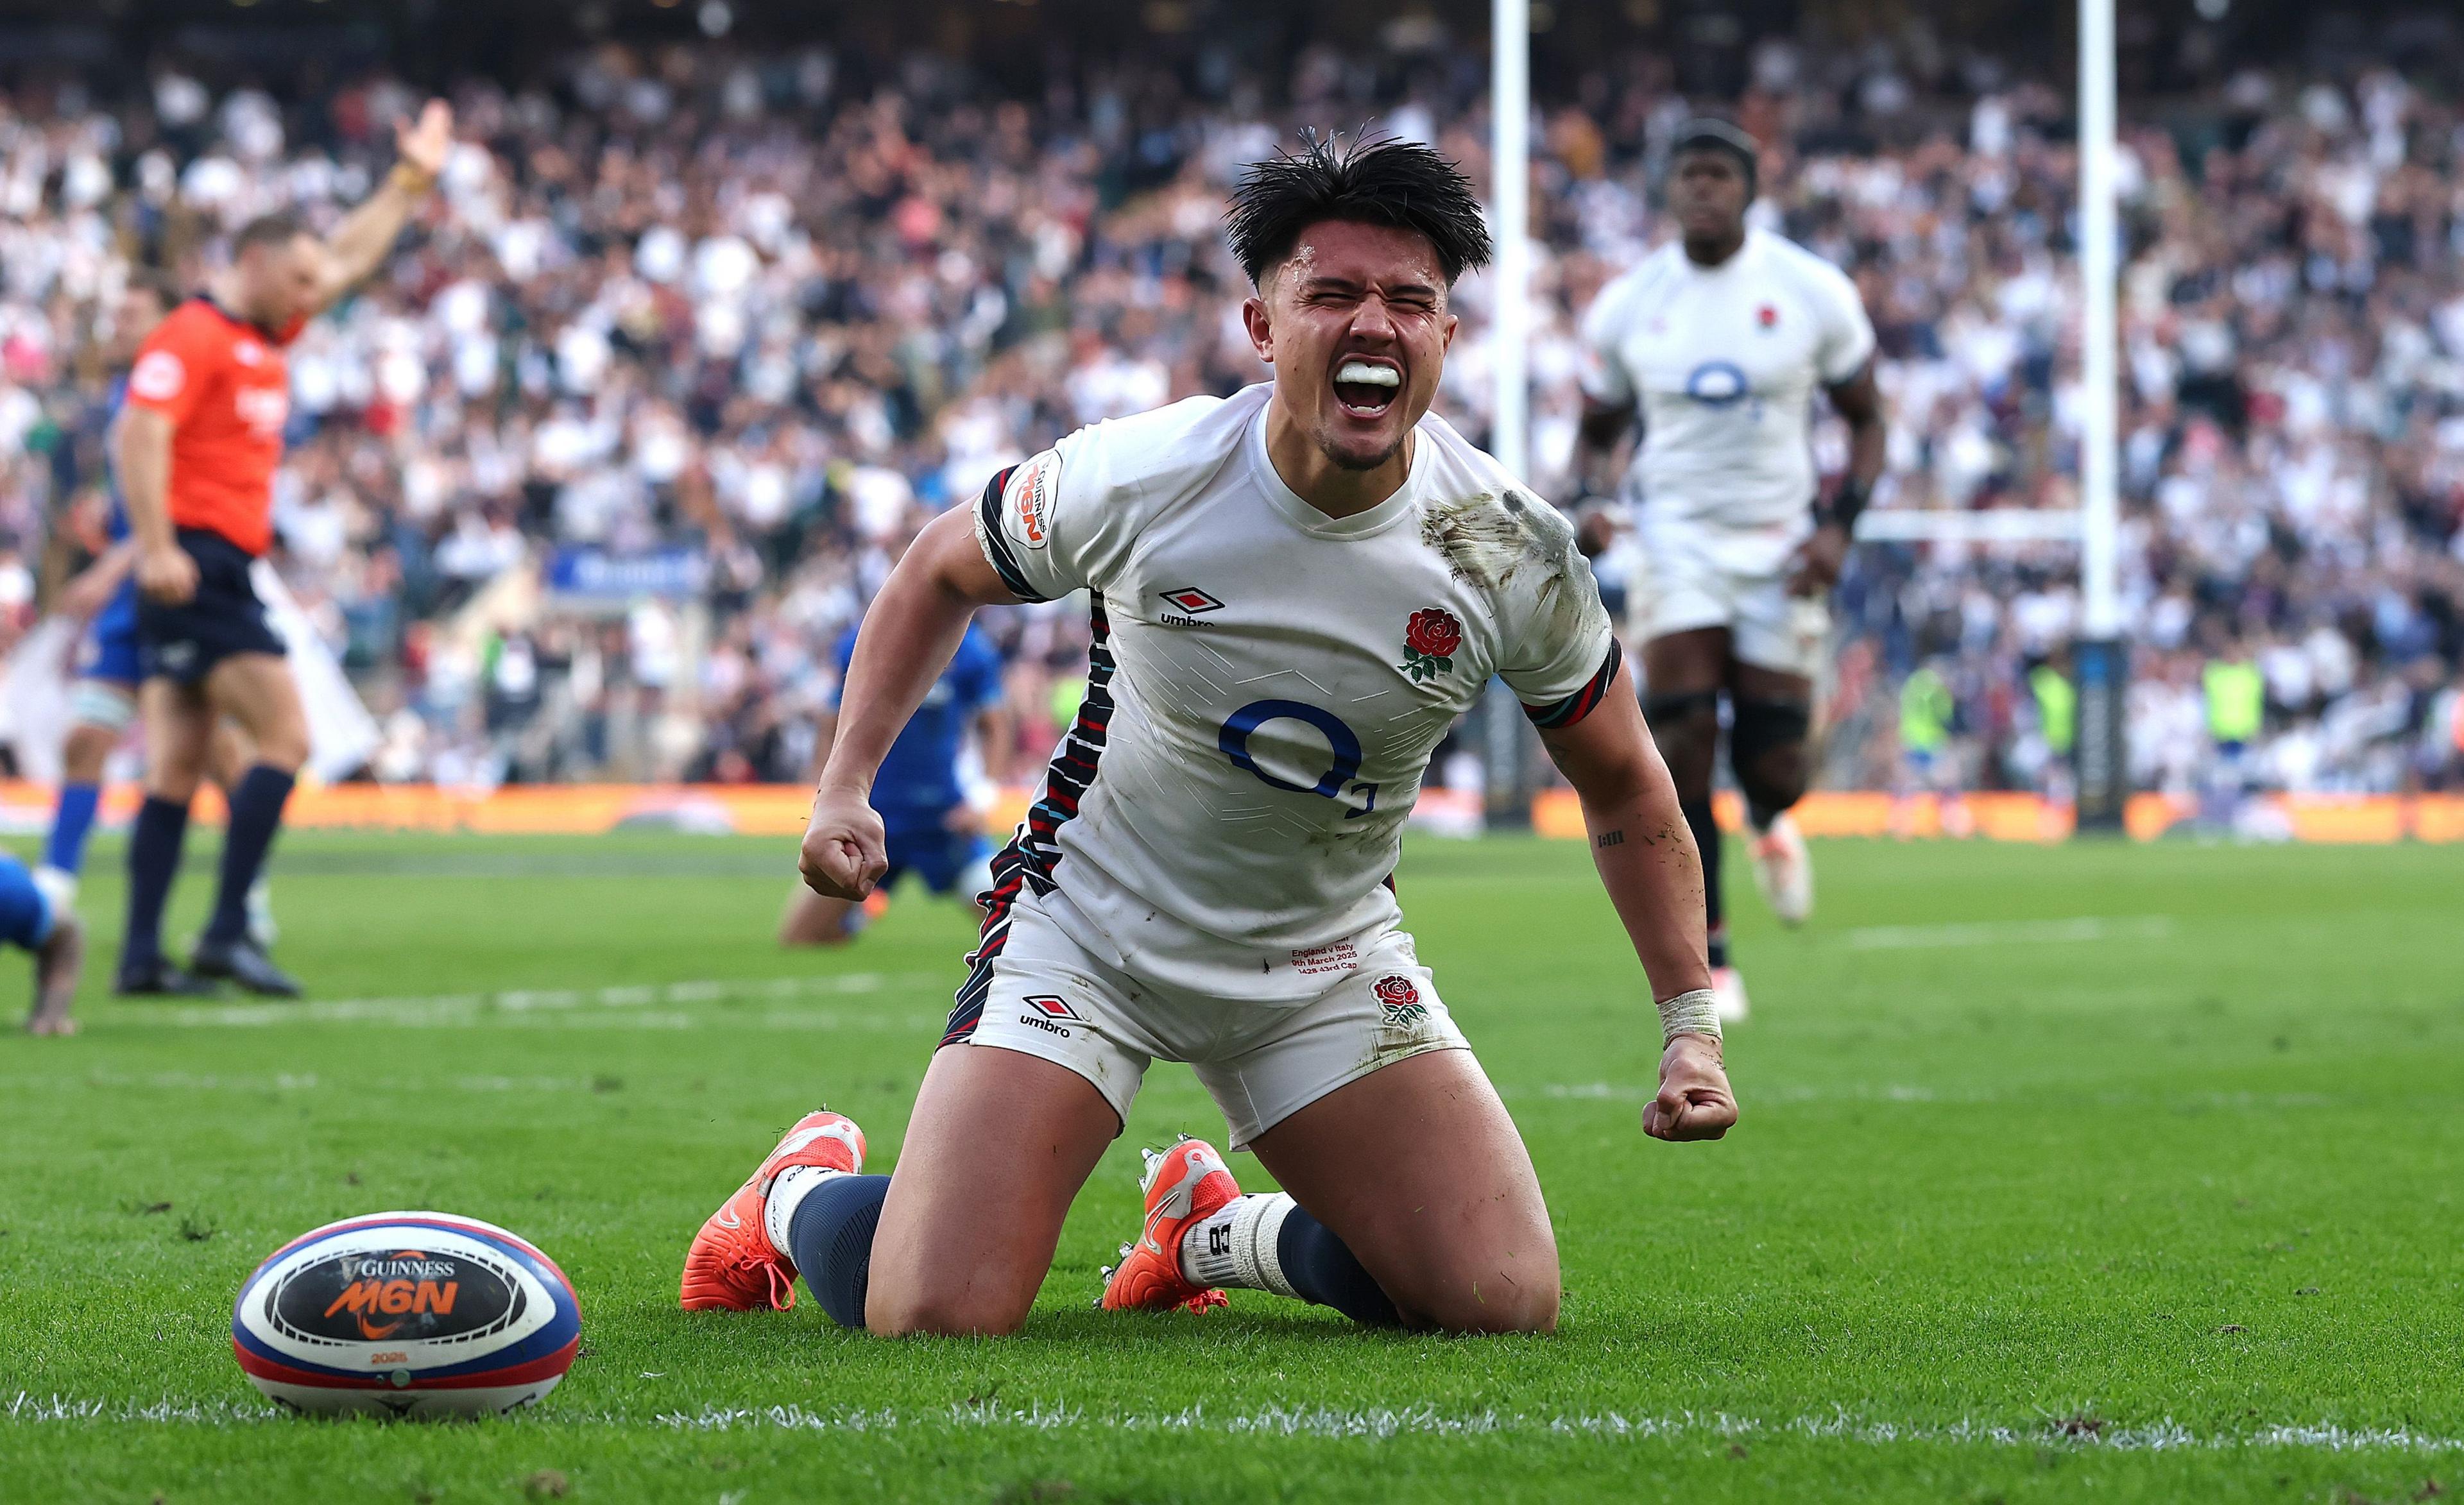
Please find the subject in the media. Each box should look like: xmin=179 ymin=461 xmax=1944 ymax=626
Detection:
xmin=135 ymin=527 xmax=285 ymax=684
xmin=0 ymin=855 xmax=57 ymax=950
xmin=880 ymin=825 xmax=992 ymax=898
xmin=78 ymin=577 xmax=143 ymax=687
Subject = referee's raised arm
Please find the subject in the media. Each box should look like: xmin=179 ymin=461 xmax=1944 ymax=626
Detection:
xmin=305 ymin=99 xmax=454 ymax=314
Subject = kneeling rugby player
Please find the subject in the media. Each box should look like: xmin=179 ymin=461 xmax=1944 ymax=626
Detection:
xmin=682 ymin=135 xmax=1736 ymax=1336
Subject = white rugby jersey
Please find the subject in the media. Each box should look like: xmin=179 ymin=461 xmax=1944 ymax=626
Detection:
xmin=1580 ymin=228 xmax=1875 ymax=530
xmin=960 ymin=383 xmax=1618 ymax=1005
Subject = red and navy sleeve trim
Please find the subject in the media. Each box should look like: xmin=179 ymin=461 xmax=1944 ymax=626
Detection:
xmin=942 ymin=602 xmax=1115 ymax=1048
xmin=975 ymin=464 xmax=1051 ymax=604
xmin=1521 ymin=638 xmax=1624 ymax=730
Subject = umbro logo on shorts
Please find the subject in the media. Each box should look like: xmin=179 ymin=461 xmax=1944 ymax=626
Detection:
xmin=1018 ymin=994 xmax=1082 ymax=1038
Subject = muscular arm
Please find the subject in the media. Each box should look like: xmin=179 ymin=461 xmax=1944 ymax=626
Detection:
xmin=1827 ymin=362 xmax=1886 ymax=501
xmin=1787 ymin=361 xmax=1888 ymax=597
xmin=800 ymin=506 xmax=1018 ymax=897
xmin=57 ymin=540 xmax=136 ymax=620
xmin=1536 ymin=665 xmax=1711 ymax=1003
xmin=1538 ymin=665 xmax=1737 ymax=1143
xmin=973 ymin=702 xmax=1015 ymax=785
xmin=115 ymin=407 xmax=196 ymax=604
xmin=310 ymin=101 xmax=452 ymax=314
xmin=1573 ymin=401 xmax=1634 ymax=500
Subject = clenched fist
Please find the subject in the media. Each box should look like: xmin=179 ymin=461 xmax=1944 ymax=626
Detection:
xmin=1645 ymin=1033 xmax=1738 ymax=1142
xmin=799 ymin=785 xmax=888 ymax=901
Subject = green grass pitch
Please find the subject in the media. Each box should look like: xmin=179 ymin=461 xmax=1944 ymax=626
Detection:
xmin=1 ymin=829 xmax=2458 ymax=1502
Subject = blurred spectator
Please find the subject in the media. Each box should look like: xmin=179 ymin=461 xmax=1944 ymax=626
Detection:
xmin=0 ymin=30 xmax=2456 ymax=799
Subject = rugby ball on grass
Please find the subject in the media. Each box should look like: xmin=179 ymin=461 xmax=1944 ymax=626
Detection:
xmin=232 ymin=1211 xmax=581 ymax=1418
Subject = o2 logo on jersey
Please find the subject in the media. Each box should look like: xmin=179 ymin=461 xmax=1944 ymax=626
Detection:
xmin=235 ymin=385 xmax=290 ymax=437
xmin=1219 ymin=700 xmax=1378 ymax=819
xmin=1682 ymin=360 xmax=1752 ymax=409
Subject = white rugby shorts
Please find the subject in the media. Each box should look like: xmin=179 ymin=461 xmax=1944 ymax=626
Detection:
xmin=941 ymin=892 xmax=1469 ymax=1149
xmin=1632 ymin=509 xmax=1830 ymax=679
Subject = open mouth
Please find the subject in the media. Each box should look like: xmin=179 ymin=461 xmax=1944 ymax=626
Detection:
xmin=1331 ymin=357 xmax=1402 ymax=419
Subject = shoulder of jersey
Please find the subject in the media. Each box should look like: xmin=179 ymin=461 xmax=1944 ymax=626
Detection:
xmin=1596 ymin=247 xmax=1683 ymax=310
xmin=1754 ymin=229 xmax=1860 ymax=291
xmin=146 ymin=299 xmax=223 ymax=346
xmin=1409 ymin=407 xmax=1504 ymax=484
xmin=1061 ymin=386 xmax=1263 ymax=508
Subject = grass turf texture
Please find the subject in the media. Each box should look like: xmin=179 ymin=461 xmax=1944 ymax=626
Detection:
xmin=1 ymin=830 xmax=2458 ymax=1503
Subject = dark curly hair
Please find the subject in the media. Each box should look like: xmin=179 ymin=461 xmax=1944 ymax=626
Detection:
xmin=1225 ymin=130 xmax=1493 ymax=289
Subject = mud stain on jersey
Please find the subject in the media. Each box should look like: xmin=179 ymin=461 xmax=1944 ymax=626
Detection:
xmin=1421 ymin=489 xmax=1605 ymax=643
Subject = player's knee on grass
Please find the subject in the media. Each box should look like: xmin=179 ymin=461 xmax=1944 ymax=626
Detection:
xmin=1729 ymin=697 xmax=1813 ymax=817
xmin=1377 ymin=1244 xmax=1561 ymax=1334
xmin=864 ymin=1271 xmax=1039 ymax=1338
xmin=778 ymin=889 xmax=859 ymax=948
xmin=1644 ymin=690 xmax=1720 ymax=799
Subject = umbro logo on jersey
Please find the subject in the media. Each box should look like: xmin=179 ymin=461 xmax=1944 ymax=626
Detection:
xmin=1157 ymin=587 xmax=1224 ymax=626
xmin=1159 ymin=587 xmax=1224 ymax=614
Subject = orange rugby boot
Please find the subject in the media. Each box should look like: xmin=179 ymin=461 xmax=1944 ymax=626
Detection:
xmin=679 ymin=1109 xmax=866 ymax=1311
xmin=1098 ymin=1135 xmax=1238 ymax=1314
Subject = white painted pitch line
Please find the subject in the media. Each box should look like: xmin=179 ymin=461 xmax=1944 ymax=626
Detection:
xmin=143 ymin=972 xmax=942 ymax=1030
xmin=641 ymin=1404 xmax=2464 ymax=1451
xmin=1844 ymin=916 xmax=2175 ymax=951
xmin=9 ymin=1393 xmax=2458 ymax=1453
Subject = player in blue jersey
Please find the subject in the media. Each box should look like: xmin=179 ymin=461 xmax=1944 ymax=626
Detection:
xmin=0 ymin=852 xmax=85 ymax=1037
xmin=35 ymin=273 xmax=264 ymax=991
xmin=778 ymin=618 xmax=1011 ymax=946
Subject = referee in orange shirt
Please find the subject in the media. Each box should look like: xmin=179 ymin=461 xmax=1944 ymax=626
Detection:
xmin=112 ymin=102 xmax=454 ymax=998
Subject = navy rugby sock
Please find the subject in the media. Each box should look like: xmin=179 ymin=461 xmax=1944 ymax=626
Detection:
xmin=1680 ymin=796 xmax=1727 ymax=969
xmin=123 ymin=795 xmax=189 ymax=968
xmin=786 ymin=1173 xmax=892 ymax=1330
xmin=204 ymin=765 xmax=294 ymax=946
xmin=1183 ymin=1193 xmax=1401 ymax=1328
xmin=1276 ymin=1205 xmax=1401 ymax=1328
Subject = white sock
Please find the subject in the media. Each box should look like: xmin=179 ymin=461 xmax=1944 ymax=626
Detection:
xmin=1177 ymin=1192 xmax=1299 ymax=1299
xmin=763 ymin=1164 xmax=843 ymax=1257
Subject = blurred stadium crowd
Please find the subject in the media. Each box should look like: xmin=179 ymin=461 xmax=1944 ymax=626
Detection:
xmin=1 ymin=24 xmax=2461 ymax=797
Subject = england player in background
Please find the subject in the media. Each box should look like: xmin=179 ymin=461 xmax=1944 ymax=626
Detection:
xmin=681 ymin=135 xmax=1736 ymax=1337
xmin=35 ymin=273 xmax=270 ymax=953
xmin=776 ymin=614 xmax=1011 ymax=946
xmin=1575 ymin=119 xmax=1887 ymax=1022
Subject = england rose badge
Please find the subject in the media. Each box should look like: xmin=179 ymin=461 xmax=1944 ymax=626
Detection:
xmin=1399 ymin=607 xmax=1462 ymax=683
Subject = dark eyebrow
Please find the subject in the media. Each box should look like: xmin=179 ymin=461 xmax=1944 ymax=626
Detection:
xmin=1296 ymin=272 xmax=1441 ymax=300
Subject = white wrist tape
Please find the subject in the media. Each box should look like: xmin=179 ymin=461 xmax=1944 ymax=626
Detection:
xmin=1657 ymin=988 xmax=1721 ymax=1045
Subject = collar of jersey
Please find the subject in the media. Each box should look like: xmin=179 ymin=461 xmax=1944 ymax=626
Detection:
xmin=1244 ymin=404 xmax=1428 ymax=541
xmin=1677 ymin=226 xmax=1763 ymax=278
xmin=198 ymin=294 xmax=291 ymax=344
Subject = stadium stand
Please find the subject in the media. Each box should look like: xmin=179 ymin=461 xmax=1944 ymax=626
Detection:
xmin=0 ymin=23 xmax=2459 ymax=799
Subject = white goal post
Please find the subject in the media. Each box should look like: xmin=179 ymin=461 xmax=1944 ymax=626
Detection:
xmin=1482 ymin=0 xmax=2126 ymax=826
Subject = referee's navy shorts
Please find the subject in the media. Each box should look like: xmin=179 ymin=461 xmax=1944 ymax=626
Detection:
xmin=135 ymin=527 xmax=286 ymax=684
